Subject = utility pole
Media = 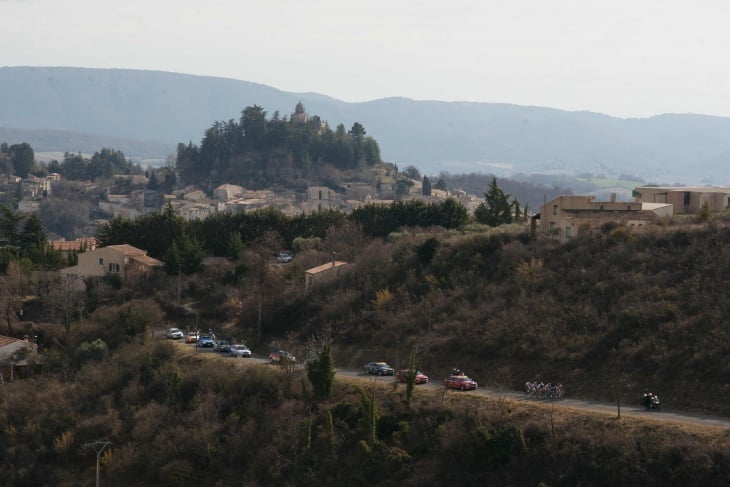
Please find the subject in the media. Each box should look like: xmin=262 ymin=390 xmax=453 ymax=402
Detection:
xmin=84 ymin=441 xmax=111 ymax=487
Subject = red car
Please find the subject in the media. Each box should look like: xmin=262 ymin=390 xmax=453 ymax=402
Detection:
xmin=269 ymin=350 xmax=296 ymax=363
xmin=397 ymin=369 xmax=429 ymax=384
xmin=443 ymin=374 xmax=478 ymax=391
xmin=184 ymin=330 xmax=199 ymax=344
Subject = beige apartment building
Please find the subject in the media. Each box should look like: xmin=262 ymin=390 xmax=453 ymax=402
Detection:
xmin=632 ymin=186 xmax=730 ymax=214
xmin=60 ymin=244 xmax=163 ymax=284
xmin=538 ymin=194 xmax=673 ymax=241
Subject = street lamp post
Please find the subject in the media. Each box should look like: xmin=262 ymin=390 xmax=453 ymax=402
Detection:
xmin=84 ymin=441 xmax=111 ymax=487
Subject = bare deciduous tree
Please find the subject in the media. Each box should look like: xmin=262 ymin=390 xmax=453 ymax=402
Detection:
xmin=45 ymin=276 xmax=85 ymax=332
xmin=0 ymin=262 xmax=28 ymax=335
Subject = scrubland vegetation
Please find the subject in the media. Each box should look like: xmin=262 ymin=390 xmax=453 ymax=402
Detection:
xmin=2 ymin=338 xmax=729 ymax=486
xmin=2 ymin=207 xmax=730 ymax=484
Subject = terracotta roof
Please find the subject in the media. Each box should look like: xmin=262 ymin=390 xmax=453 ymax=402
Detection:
xmin=305 ymin=260 xmax=349 ymax=275
xmin=106 ymin=244 xmax=148 ymax=256
xmin=49 ymin=237 xmax=96 ymax=252
xmin=0 ymin=335 xmax=30 ymax=349
xmin=0 ymin=335 xmax=20 ymax=348
xmin=129 ymin=254 xmax=164 ymax=267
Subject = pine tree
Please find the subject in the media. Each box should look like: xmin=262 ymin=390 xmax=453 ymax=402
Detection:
xmin=475 ymin=177 xmax=514 ymax=227
xmin=422 ymin=175 xmax=432 ymax=196
xmin=306 ymin=343 xmax=335 ymax=400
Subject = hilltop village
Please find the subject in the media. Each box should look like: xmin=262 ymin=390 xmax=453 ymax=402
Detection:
xmin=5 ymin=164 xmax=728 ymax=244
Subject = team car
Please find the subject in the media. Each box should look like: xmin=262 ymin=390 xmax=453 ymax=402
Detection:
xmin=364 ymin=362 xmax=395 ymax=376
xmin=230 ymin=344 xmax=252 ymax=357
xmin=269 ymin=350 xmax=296 ymax=363
xmin=185 ymin=331 xmax=199 ymax=344
xmin=397 ymin=369 xmax=429 ymax=384
xmin=165 ymin=327 xmax=184 ymax=340
xmin=443 ymin=374 xmax=478 ymax=391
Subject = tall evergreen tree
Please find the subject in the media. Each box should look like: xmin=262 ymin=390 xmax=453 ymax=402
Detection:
xmin=306 ymin=343 xmax=335 ymax=400
xmin=19 ymin=214 xmax=47 ymax=257
xmin=0 ymin=205 xmax=23 ymax=248
xmin=9 ymin=142 xmax=34 ymax=178
xmin=474 ymin=177 xmax=514 ymax=227
xmin=422 ymin=175 xmax=432 ymax=196
xmin=241 ymin=105 xmax=267 ymax=149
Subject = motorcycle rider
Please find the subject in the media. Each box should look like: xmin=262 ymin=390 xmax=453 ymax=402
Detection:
xmin=642 ymin=388 xmax=652 ymax=409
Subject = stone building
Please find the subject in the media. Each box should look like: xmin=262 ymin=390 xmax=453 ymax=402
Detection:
xmin=633 ymin=186 xmax=730 ymax=214
xmin=537 ymin=194 xmax=673 ymax=241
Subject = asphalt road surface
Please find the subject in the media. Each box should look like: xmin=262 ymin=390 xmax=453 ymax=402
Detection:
xmin=172 ymin=339 xmax=730 ymax=430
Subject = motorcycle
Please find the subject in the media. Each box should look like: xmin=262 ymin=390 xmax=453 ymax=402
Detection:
xmin=642 ymin=392 xmax=661 ymax=411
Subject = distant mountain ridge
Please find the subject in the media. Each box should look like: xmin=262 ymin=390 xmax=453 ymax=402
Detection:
xmin=2 ymin=66 xmax=730 ymax=184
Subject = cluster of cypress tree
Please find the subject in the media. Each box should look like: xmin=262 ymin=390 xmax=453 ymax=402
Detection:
xmin=175 ymin=105 xmax=382 ymax=188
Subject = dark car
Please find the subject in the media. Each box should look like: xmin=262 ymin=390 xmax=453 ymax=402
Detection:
xmin=397 ymin=369 xmax=429 ymax=384
xmin=364 ymin=362 xmax=395 ymax=376
xmin=214 ymin=340 xmax=231 ymax=353
xmin=197 ymin=335 xmax=215 ymax=348
xmin=443 ymin=374 xmax=478 ymax=391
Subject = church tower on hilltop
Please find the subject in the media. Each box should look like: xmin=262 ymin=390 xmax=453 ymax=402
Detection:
xmin=291 ymin=101 xmax=308 ymax=124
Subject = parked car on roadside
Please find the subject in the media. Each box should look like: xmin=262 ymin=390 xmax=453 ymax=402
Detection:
xmin=397 ymin=369 xmax=429 ymax=384
xmin=165 ymin=327 xmax=184 ymax=340
xmin=364 ymin=362 xmax=395 ymax=376
xmin=443 ymin=374 xmax=478 ymax=391
xmin=276 ymin=251 xmax=293 ymax=263
xmin=269 ymin=349 xmax=296 ymax=363
xmin=185 ymin=331 xmax=199 ymax=344
xmin=230 ymin=344 xmax=252 ymax=358
xmin=214 ymin=340 xmax=231 ymax=353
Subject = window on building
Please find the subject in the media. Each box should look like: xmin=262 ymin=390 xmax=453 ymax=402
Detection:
xmin=108 ymin=263 xmax=120 ymax=273
xmin=565 ymin=226 xmax=572 ymax=238
xmin=549 ymin=222 xmax=555 ymax=231
xmin=553 ymin=205 xmax=558 ymax=215
xmin=98 ymin=258 xmax=104 ymax=265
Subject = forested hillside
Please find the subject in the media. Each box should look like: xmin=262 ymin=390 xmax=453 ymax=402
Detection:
xmin=175 ymin=105 xmax=381 ymax=188
xmin=2 ymin=210 xmax=730 ymax=484
xmin=93 ymin=205 xmax=730 ymax=419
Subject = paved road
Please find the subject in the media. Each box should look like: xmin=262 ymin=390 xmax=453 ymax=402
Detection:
xmin=171 ymin=339 xmax=730 ymax=430
xmin=336 ymin=368 xmax=730 ymax=429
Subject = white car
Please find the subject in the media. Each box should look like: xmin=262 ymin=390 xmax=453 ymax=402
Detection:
xmin=276 ymin=251 xmax=293 ymax=263
xmin=165 ymin=327 xmax=184 ymax=339
xmin=230 ymin=344 xmax=252 ymax=358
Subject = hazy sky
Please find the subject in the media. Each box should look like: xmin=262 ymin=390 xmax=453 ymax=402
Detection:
xmin=3 ymin=0 xmax=730 ymax=118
